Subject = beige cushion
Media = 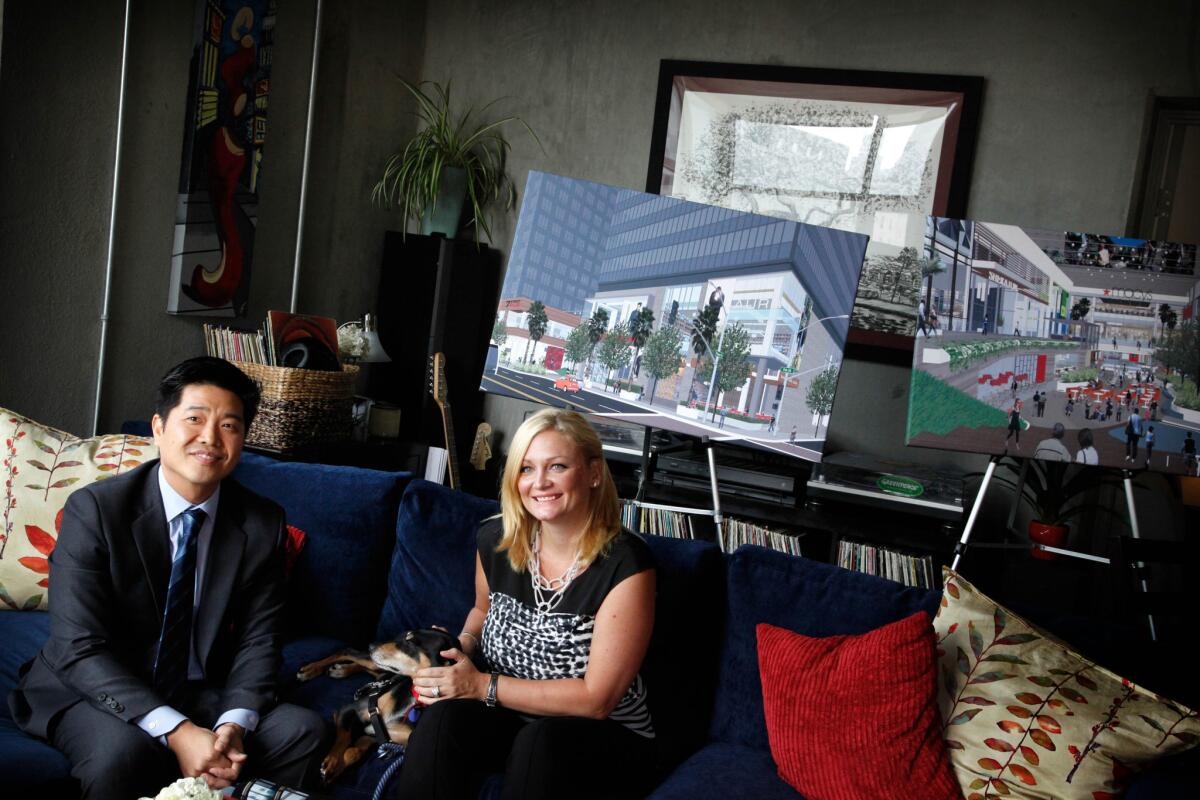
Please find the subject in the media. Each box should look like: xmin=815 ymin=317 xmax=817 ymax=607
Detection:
xmin=1 ymin=407 xmax=157 ymax=610
xmin=934 ymin=569 xmax=1198 ymax=800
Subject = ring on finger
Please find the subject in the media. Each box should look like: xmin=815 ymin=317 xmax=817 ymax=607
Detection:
xmin=433 ymin=685 xmax=441 ymax=698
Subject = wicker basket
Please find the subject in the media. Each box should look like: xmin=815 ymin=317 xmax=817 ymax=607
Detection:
xmin=233 ymin=361 xmax=359 ymax=451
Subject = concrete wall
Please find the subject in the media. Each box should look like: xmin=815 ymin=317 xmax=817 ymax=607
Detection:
xmin=415 ymin=0 xmax=1199 ymax=466
xmin=0 ymin=0 xmax=423 ymax=433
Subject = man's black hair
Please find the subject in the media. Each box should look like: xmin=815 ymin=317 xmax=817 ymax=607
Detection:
xmin=155 ymin=357 xmax=261 ymax=432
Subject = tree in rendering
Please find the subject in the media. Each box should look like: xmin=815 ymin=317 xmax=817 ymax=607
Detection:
xmin=697 ymin=323 xmax=752 ymax=416
xmin=805 ymin=365 xmax=839 ymax=437
xmin=583 ymin=307 xmax=610 ymax=376
xmin=628 ymin=307 xmax=655 ymax=376
xmin=596 ymin=322 xmax=632 ymax=390
xmin=491 ymin=316 xmax=508 ymax=348
xmin=1159 ymin=303 xmax=1178 ymax=333
xmin=641 ymin=325 xmax=683 ymax=404
xmin=523 ymin=300 xmax=548 ymax=364
xmin=564 ymin=325 xmax=591 ymax=372
xmin=1070 ymin=298 xmax=1091 ymax=321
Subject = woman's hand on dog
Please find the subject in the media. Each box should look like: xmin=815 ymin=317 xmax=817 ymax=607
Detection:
xmin=415 ymin=648 xmax=488 ymax=704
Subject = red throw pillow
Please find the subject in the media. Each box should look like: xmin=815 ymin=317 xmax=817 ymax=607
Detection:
xmin=284 ymin=524 xmax=307 ymax=578
xmin=757 ymin=612 xmax=961 ymax=800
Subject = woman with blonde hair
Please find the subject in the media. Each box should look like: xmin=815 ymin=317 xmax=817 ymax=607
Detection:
xmin=396 ymin=408 xmax=658 ymax=800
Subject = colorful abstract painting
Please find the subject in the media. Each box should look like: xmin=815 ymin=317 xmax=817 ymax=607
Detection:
xmin=167 ymin=0 xmax=276 ymax=317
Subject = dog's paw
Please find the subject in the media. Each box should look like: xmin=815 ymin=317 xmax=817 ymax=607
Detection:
xmin=320 ymin=753 xmax=346 ymax=784
xmin=328 ymin=662 xmax=358 ymax=679
xmin=296 ymin=663 xmax=325 ymax=682
xmin=343 ymin=747 xmax=366 ymax=767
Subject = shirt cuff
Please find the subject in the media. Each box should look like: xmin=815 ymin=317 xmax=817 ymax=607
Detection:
xmin=215 ymin=708 xmax=260 ymax=735
xmin=135 ymin=706 xmax=188 ymax=745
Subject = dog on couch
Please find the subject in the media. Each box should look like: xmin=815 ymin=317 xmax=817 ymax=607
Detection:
xmin=297 ymin=627 xmax=459 ymax=783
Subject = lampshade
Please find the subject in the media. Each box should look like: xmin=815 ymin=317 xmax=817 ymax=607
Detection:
xmin=362 ymin=313 xmax=390 ymax=363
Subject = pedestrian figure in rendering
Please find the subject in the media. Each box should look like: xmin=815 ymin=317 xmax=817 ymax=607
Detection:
xmin=1033 ymin=423 xmax=1072 ymax=462
xmin=1150 ymin=399 xmax=1158 ymax=421
xmin=1004 ymin=399 xmax=1023 ymax=451
xmin=1125 ymin=407 xmax=1143 ymax=462
xmin=1065 ymin=396 xmax=1075 ymax=417
xmin=1074 ymin=428 xmax=1099 ymax=465
xmin=1145 ymin=426 xmax=1155 ymax=464
xmin=789 ymin=426 xmax=797 ymax=445
xmin=1037 ymin=392 xmax=1046 ymax=418
xmin=1184 ymin=432 xmax=1197 ymax=475
xmin=1105 ymin=398 xmax=1114 ymax=422
xmin=917 ymin=300 xmax=928 ymax=337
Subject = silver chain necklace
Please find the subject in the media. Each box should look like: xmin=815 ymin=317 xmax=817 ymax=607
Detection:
xmin=528 ymin=528 xmax=583 ymax=615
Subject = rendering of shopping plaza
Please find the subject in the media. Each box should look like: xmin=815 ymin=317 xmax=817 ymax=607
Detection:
xmin=908 ymin=217 xmax=1200 ymax=472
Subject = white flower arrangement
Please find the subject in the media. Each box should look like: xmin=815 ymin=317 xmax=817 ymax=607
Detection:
xmin=139 ymin=777 xmax=224 ymax=800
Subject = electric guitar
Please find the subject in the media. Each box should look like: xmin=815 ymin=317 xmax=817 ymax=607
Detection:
xmin=428 ymin=352 xmax=460 ymax=490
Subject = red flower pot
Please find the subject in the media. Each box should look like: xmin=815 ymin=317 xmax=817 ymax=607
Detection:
xmin=1029 ymin=521 xmax=1068 ymax=560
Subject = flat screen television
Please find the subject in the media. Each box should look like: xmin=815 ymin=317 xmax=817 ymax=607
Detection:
xmin=906 ymin=216 xmax=1200 ymax=475
xmin=481 ymin=171 xmax=870 ymax=463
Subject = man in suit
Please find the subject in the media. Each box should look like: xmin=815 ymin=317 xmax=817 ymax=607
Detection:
xmin=8 ymin=358 xmax=327 ymax=799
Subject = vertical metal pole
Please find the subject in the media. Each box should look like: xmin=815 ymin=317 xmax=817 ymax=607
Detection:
xmin=952 ymin=457 xmax=998 ymax=572
xmin=92 ymin=0 xmax=134 ymax=436
xmin=633 ymin=426 xmax=654 ymax=532
xmin=705 ymin=439 xmax=723 ymax=543
xmin=1122 ymin=471 xmax=1156 ymax=641
xmin=290 ymin=0 xmax=325 ymax=312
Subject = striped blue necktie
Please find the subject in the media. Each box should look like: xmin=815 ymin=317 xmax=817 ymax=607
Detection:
xmin=153 ymin=507 xmax=205 ymax=700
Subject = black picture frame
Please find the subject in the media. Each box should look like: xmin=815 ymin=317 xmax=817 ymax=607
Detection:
xmin=646 ymin=59 xmax=985 ymax=365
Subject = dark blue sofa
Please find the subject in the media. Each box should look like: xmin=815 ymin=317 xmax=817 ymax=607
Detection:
xmin=1 ymin=452 xmax=1190 ymax=798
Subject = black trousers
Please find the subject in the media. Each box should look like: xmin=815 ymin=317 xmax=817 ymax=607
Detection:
xmin=393 ymin=700 xmax=659 ymax=800
xmin=49 ymin=685 xmax=328 ymax=800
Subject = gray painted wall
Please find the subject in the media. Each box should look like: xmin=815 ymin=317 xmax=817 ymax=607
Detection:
xmin=0 ymin=0 xmax=423 ymax=433
xmin=1 ymin=0 xmax=1197 ymax=476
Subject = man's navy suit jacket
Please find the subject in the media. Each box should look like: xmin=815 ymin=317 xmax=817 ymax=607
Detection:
xmin=8 ymin=460 xmax=288 ymax=739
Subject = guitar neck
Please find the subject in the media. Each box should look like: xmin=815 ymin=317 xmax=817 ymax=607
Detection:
xmin=437 ymin=399 xmax=461 ymax=490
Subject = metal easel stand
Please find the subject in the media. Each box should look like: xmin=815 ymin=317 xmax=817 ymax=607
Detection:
xmin=951 ymin=458 xmax=1156 ymax=642
xmin=630 ymin=429 xmax=723 ymax=543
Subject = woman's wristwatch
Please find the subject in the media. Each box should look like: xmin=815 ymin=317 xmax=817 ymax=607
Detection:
xmin=485 ymin=671 xmax=500 ymax=708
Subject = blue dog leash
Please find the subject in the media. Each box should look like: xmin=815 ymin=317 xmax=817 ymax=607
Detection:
xmin=358 ymin=676 xmax=425 ymax=800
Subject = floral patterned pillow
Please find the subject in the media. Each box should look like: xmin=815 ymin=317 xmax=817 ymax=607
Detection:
xmin=1 ymin=407 xmax=157 ymax=610
xmin=934 ymin=569 xmax=1198 ymax=800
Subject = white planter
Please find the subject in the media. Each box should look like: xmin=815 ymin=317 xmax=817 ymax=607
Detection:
xmin=1057 ymin=380 xmax=1089 ymax=391
xmin=619 ymin=390 xmax=640 ymax=401
xmin=676 ymin=404 xmax=700 ymax=419
xmin=1176 ymin=405 xmax=1200 ymax=424
xmin=922 ymin=348 xmax=950 ymax=365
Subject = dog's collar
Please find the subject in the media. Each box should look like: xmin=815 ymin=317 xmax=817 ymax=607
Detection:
xmin=355 ymin=673 xmax=406 ymax=745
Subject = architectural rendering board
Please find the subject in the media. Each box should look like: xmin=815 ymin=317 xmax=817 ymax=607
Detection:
xmin=906 ymin=216 xmax=1199 ymax=474
xmin=482 ymin=171 xmax=870 ymax=463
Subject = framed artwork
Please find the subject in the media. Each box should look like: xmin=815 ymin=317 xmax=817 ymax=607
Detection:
xmin=167 ymin=0 xmax=277 ymax=317
xmin=646 ymin=60 xmax=984 ymax=364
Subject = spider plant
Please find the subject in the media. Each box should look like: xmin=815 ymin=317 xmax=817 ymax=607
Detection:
xmin=370 ymin=78 xmax=540 ymax=243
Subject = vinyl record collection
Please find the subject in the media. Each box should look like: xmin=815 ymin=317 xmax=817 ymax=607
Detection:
xmin=836 ymin=538 xmax=936 ymax=589
xmin=719 ymin=518 xmax=803 ymax=556
xmin=621 ymin=501 xmax=697 ymax=539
